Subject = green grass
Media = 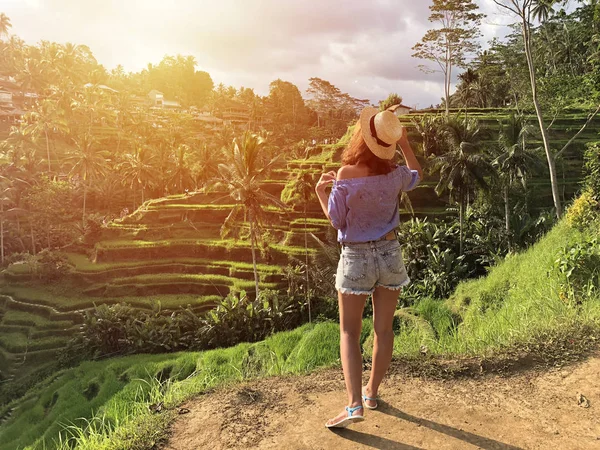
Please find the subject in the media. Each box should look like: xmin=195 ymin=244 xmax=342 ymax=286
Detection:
xmin=0 ymin=332 xmax=67 ymax=353
xmin=387 ymin=221 xmax=600 ymax=357
xmin=145 ymin=203 xmax=238 ymax=210
xmin=1 ymin=214 xmax=600 ymax=449
xmin=0 ymin=322 xmax=343 ymax=450
xmin=108 ymin=273 xmax=279 ymax=291
xmin=289 ymin=218 xmax=331 ymax=226
xmin=0 ymin=284 xmax=220 ymax=311
xmin=95 ymin=238 xmax=313 ymax=255
xmin=1 ymin=310 xmax=73 ymax=329
xmin=66 ymin=253 xmax=283 ymax=275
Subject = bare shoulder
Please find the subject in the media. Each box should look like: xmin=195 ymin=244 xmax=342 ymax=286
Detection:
xmin=336 ymin=164 xmax=369 ymax=180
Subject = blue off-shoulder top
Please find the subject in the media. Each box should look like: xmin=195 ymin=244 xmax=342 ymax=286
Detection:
xmin=327 ymin=165 xmax=420 ymax=243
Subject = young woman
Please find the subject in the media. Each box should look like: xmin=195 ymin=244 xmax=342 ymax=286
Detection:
xmin=315 ymin=106 xmax=422 ymax=428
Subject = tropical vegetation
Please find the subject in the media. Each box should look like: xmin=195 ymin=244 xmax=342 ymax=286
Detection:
xmin=0 ymin=1 xmax=599 ymax=448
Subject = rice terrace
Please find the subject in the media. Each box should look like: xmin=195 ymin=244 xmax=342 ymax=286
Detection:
xmin=0 ymin=0 xmax=600 ymax=449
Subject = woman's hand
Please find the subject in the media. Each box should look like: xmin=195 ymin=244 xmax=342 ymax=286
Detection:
xmin=315 ymin=170 xmax=337 ymax=193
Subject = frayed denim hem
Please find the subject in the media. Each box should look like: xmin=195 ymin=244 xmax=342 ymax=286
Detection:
xmin=336 ymin=286 xmax=375 ymax=296
xmin=375 ymin=277 xmax=411 ymax=291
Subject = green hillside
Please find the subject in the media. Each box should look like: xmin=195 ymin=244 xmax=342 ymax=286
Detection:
xmin=1 ymin=198 xmax=599 ymax=449
xmin=1 ymin=108 xmax=598 ymax=396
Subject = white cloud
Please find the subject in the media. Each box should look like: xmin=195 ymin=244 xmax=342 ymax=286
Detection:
xmin=1 ymin=0 xmax=514 ymax=106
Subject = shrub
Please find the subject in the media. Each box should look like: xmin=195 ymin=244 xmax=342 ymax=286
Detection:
xmin=584 ymin=143 xmax=600 ymax=200
xmin=66 ymin=290 xmax=304 ymax=360
xmin=566 ymin=191 xmax=599 ymax=231
xmin=554 ymin=238 xmax=600 ymax=304
xmin=6 ymin=250 xmax=74 ymax=281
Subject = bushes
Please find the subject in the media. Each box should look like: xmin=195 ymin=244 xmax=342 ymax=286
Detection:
xmin=554 ymin=238 xmax=600 ymax=303
xmin=565 ymin=144 xmax=600 ymax=231
xmin=5 ymin=250 xmax=74 ymax=282
xmin=584 ymin=143 xmax=600 ymax=200
xmin=566 ymin=191 xmax=599 ymax=231
xmin=66 ymin=289 xmax=305 ymax=361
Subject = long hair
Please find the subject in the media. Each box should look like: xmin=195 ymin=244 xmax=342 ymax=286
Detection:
xmin=341 ymin=122 xmax=395 ymax=176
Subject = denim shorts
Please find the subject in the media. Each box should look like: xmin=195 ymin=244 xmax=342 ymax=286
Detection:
xmin=335 ymin=239 xmax=410 ymax=295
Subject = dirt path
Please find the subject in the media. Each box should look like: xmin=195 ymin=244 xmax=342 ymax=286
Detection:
xmin=163 ymin=354 xmax=600 ymax=449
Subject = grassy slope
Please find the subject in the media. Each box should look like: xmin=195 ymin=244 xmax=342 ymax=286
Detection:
xmin=0 ymin=322 xmax=342 ymax=450
xmin=393 ymin=222 xmax=600 ymax=357
xmin=1 ymin=216 xmax=599 ymax=449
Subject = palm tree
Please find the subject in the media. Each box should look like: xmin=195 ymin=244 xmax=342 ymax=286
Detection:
xmin=0 ymin=13 xmax=11 ymax=39
xmin=71 ymin=85 xmax=111 ymax=136
xmin=531 ymin=0 xmax=554 ymax=23
xmin=217 ymin=132 xmax=287 ymax=298
xmin=192 ymin=143 xmax=220 ymax=189
xmin=113 ymin=92 xmax=134 ymax=153
xmin=0 ymin=177 xmax=14 ymax=264
xmin=23 ymin=100 xmax=69 ymax=173
xmin=5 ymin=126 xmax=35 ymax=171
xmin=118 ymin=144 xmax=158 ymax=209
xmin=18 ymin=56 xmax=47 ymax=93
xmin=493 ymin=114 xmax=542 ymax=238
xmin=66 ymin=133 xmax=108 ymax=227
xmin=431 ymin=117 xmax=495 ymax=254
xmin=457 ymin=68 xmax=479 ymax=120
xmin=412 ymin=115 xmax=444 ymax=157
xmin=281 ymin=170 xmax=317 ymax=322
xmin=169 ymin=144 xmax=195 ymax=193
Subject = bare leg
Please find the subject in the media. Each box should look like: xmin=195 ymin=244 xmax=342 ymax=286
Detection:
xmin=364 ymin=286 xmax=399 ymax=407
xmin=326 ymin=290 xmax=368 ymax=426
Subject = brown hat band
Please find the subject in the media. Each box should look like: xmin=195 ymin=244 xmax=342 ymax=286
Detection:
xmin=369 ymin=115 xmax=393 ymax=148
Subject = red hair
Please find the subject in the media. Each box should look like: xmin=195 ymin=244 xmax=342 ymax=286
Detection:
xmin=341 ymin=122 xmax=395 ymax=175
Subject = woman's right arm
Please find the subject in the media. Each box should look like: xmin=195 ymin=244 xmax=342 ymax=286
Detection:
xmin=398 ymin=130 xmax=423 ymax=180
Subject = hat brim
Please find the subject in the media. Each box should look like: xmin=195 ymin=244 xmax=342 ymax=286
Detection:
xmin=359 ymin=107 xmax=397 ymax=160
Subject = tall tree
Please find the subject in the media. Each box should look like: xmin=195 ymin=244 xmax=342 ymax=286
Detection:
xmin=412 ymin=0 xmax=485 ymax=115
xmin=118 ymin=144 xmax=158 ymax=209
xmin=0 ymin=177 xmax=14 ymax=264
xmin=281 ymin=170 xmax=317 ymax=322
xmin=456 ymin=68 xmax=479 ymax=118
xmin=23 ymin=100 xmax=69 ymax=173
xmin=66 ymin=133 xmax=108 ymax=227
xmin=432 ymin=117 xmax=495 ymax=254
xmin=217 ymin=132 xmax=287 ymax=298
xmin=379 ymin=93 xmax=403 ymax=111
xmin=267 ymin=80 xmax=308 ymax=131
xmin=491 ymin=0 xmax=600 ymax=218
xmin=169 ymin=144 xmax=195 ymax=194
xmin=306 ymin=77 xmax=368 ymax=133
xmin=493 ymin=113 xmax=542 ymax=239
xmin=0 ymin=13 xmax=12 ymax=39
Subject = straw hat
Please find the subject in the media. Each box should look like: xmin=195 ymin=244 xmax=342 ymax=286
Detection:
xmin=359 ymin=106 xmax=404 ymax=160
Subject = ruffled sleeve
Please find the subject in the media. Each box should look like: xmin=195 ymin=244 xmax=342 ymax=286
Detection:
xmin=398 ymin=165 xmax=421 ymax=192
xmin=327 ymin=182 xmax=348 ymax=230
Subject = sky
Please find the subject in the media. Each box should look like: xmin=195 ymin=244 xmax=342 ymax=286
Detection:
xmin=1 ymin=0 xmax=516 ymax=108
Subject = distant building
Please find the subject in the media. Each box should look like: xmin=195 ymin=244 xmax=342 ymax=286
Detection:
xmin=84 ymin=83 xmax=119 ymax=93
xmin=148 ymin=90 xmax=181 ymax=110
xmin=0 ymin=87 xmax=13 ymax=106
xmin=0 ymin=79 xmax=28 ymax=129
xmin=195 ymin=110 xmax=223 ymax=127
xmin=214 ymin=98 xmax=249 ymax=127
xmin=148 ymin=90 xmax=165 ymax=107
xmin=388 ymin=104 xmax=415 ymax=116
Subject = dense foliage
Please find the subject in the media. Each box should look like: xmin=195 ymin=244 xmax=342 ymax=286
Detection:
xmin=66 ymin=290 xmax=303 ymax=362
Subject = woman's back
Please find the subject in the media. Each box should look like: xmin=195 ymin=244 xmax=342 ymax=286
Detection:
xmin=328 ymin=163 xmax=420 ymax=243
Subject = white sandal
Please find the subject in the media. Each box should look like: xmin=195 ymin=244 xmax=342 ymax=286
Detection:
xmin=325 ymin=405 xmax=365 ymax=429
xmin=362 ymin=387 xmax=378 ymax=410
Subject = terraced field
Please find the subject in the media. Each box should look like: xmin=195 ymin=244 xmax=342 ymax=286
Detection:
xmin=0 ymin=109 xmax=597 ymax=400
xmin=0 ymin=295 xmax=81 ymax=389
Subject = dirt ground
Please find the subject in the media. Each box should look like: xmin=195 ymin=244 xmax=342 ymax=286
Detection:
xmin=162 ymin=354 xmax=600 ymax=450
